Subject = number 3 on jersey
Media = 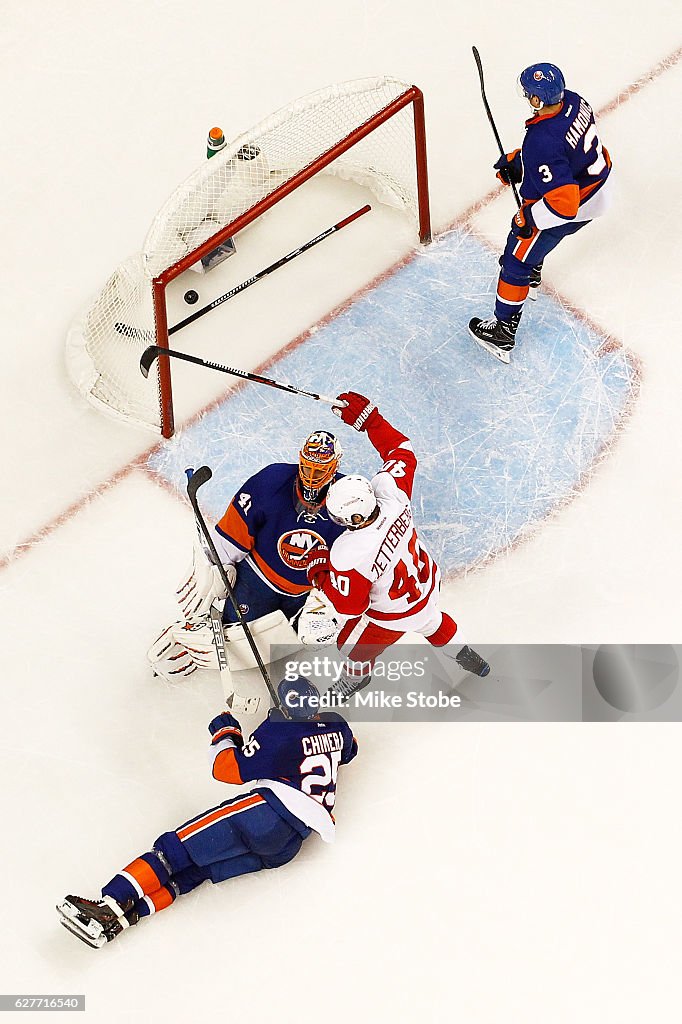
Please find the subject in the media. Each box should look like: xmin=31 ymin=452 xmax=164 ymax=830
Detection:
xmin=389 ymin=530 xmax=431 ymax=604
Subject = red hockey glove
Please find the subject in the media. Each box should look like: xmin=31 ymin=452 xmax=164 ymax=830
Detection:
xmin=303 ymin=543 xmax=331 ymax=587
xmin=494 ymin=149 xmax=522 ymax=186
xmin=332 ymin=391 xmax=379 ymax=432
xmin=511 ymin=203 xmax=536 ymax=239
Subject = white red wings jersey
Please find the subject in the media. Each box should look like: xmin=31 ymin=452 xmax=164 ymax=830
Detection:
xmin=320 ymin=415 xmax=441 ymax=633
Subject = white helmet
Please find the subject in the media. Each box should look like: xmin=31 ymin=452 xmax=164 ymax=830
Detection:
xmin=326 ymin=476 xmax=377 ymax=529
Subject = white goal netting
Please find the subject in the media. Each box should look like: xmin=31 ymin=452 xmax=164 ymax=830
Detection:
xmin=66 ymin=77 xmax=428 ymax=433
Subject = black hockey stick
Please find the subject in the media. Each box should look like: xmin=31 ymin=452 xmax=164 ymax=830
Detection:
xmin=116 ymin=204 xmax=371 ymax=341
xmin=183 ymin=469 xmax=262 ymax=714
xmin=186 ymin=466 xmax=281 ymax=711
xmin=140 ymin=345 xmax=339 ymax=406
xmin=472 ymin=46 xmax=522 ymax=209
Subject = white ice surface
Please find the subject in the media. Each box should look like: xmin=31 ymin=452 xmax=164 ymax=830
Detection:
xmin=2 ymin=3 xmax=682 ymax=1022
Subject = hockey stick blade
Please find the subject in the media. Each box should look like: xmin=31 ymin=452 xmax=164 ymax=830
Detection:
xmin=186 ymin=464 xmax=212 ymax=499
xmin=140 ymin=345 xmax=162 ymax=378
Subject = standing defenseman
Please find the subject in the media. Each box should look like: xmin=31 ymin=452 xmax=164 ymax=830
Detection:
xmin=469 ymin=62 xmax=613 ymax=363
xmin=57 ymin=677 xmax=357 ymax=947
xmin=303 ymin=392 xmax=490 ymax=696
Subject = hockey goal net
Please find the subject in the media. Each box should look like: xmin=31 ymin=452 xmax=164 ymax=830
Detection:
xmin=66 ymin=77 xmax=431 ymax=437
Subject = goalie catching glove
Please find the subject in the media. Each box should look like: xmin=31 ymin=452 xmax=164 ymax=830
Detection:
xmin=176 ymin=537 xmax=236 ymax=621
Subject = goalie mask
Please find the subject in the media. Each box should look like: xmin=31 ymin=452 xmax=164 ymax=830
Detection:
xmin=297 ymin=431 xmax=343 ymax=510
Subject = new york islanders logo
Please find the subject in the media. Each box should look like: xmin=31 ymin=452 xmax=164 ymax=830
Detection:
xmin=278 ymin=529 xmax=326 ymax=570
xmin=533 ymin=70 xmax=545 ymax=81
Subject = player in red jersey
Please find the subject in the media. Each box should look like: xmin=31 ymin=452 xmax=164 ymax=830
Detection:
xmin=303 ymin=392 xmax=490 ymax=696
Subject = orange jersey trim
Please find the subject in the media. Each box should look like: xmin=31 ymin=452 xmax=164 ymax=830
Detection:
xmin=525 ymin=102 xmax=564 ymax=127
xmin=250 ymin=549 xmax=310 ymax=595
xmin=543 ymin=183 xmax=580 ymax=219
xmin=216 ymin=503 xmax=254 ymax=553
xmin=177 ymin=793 xmax=265 ymax=840
xmin=212 ymin=747 xmax=245 ymax=784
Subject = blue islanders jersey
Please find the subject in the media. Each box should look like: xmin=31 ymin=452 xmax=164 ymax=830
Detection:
xmin=519 ymin=89 xmax=611 ymax=229
xmin=213 ymin=463 xmax=345 ymax=595
xmin=210 ymin=710 xmax=358 ymax=841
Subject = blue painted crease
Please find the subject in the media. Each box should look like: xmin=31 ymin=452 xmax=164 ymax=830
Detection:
xmin=148 ymin=227 xmax=636 ymax=575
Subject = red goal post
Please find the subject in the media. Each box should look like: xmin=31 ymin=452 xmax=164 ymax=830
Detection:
xmin=66 ymin=77 xmax=431 ymax=437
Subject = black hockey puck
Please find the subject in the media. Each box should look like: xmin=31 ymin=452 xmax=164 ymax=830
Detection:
xmin=184 ymin=290 xmax=199 ymax=305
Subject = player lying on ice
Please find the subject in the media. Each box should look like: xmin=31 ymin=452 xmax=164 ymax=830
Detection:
xmin=148 ymin=430 xmax=348 ymax=691
xmin=57 ymin=676 xmax=356 ymax=948
xmin=469 ymin=62 xmax=613 ymax=364
xmin=302 ymin=391 xmax=490 ymax=698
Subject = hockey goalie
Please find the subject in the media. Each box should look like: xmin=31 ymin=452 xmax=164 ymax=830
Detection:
xmin=147 ymin=430 xmax=348 ymax=710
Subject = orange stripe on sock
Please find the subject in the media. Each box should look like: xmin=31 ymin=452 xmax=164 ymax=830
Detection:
xmin=496 ymin=279 xmax=529 ymax=303
xmin=148 ymin=887 xmax=175 ymax=912
xmin=122 ymin=857 xmax=162 ymax=893
xmin=177 ymin=794 xmax=265 ymax=841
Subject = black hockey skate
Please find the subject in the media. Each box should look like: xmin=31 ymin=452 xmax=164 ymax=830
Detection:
xmin=455 ymin=646 xmax=490 ymax=677
xmin=468 ymin=312 xmax=521 ymax=364
xmin=57 ymin=894 xmax=136 ymax=949
xmin=528 ymin=262 xmax=543 ymax=300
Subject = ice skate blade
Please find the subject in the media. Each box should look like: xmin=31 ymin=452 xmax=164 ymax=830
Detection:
xmin=57 ymin=909 xmax=106 ymax=949
xmin=57 ymin=899 xmax=107 ymax=946
xmin=528 ymin=288 xmax=539 ymax=301
xmin=468 ymin=329 xmax=511 ymax=364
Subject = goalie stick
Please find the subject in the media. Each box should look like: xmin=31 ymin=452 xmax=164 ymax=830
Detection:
xmin=141 ymin=345 xmax=340 ymax=407
xmin=185 ymin=466 xmax=282 ymax=714
xmin=472 ymin=46 xmax=522 ymax=209
xmin=116 ymin=204 xmax=371 ymax=341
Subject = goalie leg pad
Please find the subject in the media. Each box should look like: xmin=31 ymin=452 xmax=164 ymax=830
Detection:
xmin=168 ymin=609 xmax=302 ymax=673
xmin=223 ymin=610 xmax=301 ymax=672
